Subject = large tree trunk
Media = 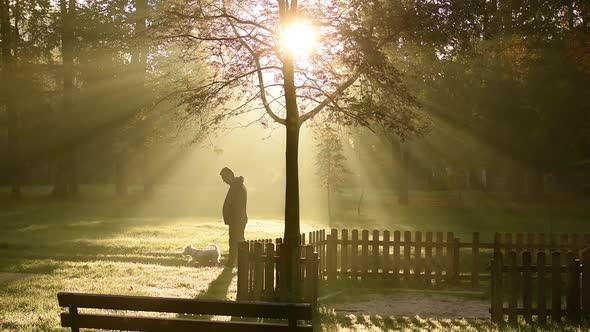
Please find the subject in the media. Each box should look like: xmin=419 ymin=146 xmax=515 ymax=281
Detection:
xmin=52 ymin=0 xmax=78 ymax=198
xmin=1 ymin=0 xmax=21 ymax=199
xmin=282 ymin=50 xmax=301 ymax=300
xmin=132 ymin=0 xmax=152 ymax=195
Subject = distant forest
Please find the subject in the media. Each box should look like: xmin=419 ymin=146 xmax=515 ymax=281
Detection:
xmin=1 ymin=0 xmax=589 ymax=198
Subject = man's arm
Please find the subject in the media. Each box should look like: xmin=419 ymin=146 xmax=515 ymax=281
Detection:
xmin=239 ymin=185 xmax=248 ymax=222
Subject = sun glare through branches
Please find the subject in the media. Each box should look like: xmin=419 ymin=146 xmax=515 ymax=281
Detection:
xmin=281 ymin=22 xmax=316 ymax=59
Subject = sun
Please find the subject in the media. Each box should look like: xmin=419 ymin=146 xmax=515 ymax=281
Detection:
xmin=281 ymin=22 xmax=316 ymax=58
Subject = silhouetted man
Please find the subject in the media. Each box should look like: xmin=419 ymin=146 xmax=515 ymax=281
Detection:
xmin=220 ymin=167 xmax=248 ymax=266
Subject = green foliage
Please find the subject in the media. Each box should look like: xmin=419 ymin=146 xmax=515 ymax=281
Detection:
xmin=314 ymin=125 xmax=350 ymax=194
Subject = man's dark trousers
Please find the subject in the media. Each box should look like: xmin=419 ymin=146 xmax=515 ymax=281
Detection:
xmin=228 ymin=222 xmax=246 ymax=265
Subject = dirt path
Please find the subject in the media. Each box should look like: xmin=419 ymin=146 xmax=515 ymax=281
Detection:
xmin=333 ymin=291 xmax=489 ymax=319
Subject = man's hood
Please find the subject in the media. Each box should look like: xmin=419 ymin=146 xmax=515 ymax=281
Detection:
xmin=231 ymin=176 xmax=244 ymax=186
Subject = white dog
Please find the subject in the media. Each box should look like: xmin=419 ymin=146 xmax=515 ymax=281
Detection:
xmin=182 ymin=244 xmax=221 ymax=266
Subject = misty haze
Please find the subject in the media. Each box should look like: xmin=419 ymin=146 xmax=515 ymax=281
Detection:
xmin=1 ymin=0 xmax=590 ymax=331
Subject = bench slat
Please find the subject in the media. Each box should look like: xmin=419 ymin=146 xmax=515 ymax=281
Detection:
xmin=57 ymin=292 xmax=312 ymax=320
xmin=61 ymin=313 xmax=313 ymax=332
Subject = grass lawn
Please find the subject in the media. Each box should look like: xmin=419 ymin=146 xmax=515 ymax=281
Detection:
xmin=331 ymin=190 xmax=590 ymax=242
xmin=1 ymin=187 xmax=589 ymax=331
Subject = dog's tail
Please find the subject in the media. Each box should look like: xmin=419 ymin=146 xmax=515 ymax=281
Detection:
xmin=208 ymin=243 xmax=220 ymax=251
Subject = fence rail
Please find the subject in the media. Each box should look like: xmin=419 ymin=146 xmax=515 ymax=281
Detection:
xmin=491 ymin=249 xmax=590 ymax=323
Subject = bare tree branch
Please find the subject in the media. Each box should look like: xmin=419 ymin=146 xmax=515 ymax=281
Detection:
xmin=299 ymin=69 xmax=361 ymax=124
xmin=221 ymin=0 xmax=286 ymax=125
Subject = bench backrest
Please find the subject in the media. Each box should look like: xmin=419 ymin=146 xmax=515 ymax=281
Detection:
xmin=57 ymin=292 xmax=313 ymax=332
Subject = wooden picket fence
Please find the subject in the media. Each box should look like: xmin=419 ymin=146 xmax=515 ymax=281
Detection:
xmin=236 ymin=240 xmax=319 ymax=304
xmin=491 ymin=249 xmax=590 ymax=323
xmin=237 ymin=230 xmax=590 ymax=304
xmin=321 ymin=229 xmax=461 ymax=284
xmin=315 ymin=229 xmax=590 ymax=287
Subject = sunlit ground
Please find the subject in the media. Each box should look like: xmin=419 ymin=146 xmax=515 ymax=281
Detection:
xmin=0 ymin=186 xmax=589 ymax=331
xmin=0 ymin=186 xmax=320 ymax=331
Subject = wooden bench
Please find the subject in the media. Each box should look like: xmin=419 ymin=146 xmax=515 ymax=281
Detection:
xmin=57 ymin=292 xmax=313 ymax=331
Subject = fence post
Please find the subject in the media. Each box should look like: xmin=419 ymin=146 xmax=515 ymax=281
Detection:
xmin=249 ymin=242 xmax=255 ymax=298
xmin=425 ymin=232 xmax=433 ymax=285
xmin=446 ymin=232 xmax=454 ymax=283
xmin=352 ymin=229 xmax=359 ymax=281
xmin=327 ymin=233 xmax=336 ymax=281
xmin=453 ymin=238 xmax=460 ymax=284
xmin=552 ymin=251 xmax=562 ymax=323
xmin=472 ymin=232 xmax=480 ymax=288
xmin=567 ymin=252 xmax=581 ymax=322
xmin=415 ymin=231 xmax=423 ymax=282
xmin=311 ymin=247 xmax=319 ymax=304
xmin=331 ymin=229 xmax=338 ymax=279
xmin=299 ymin=238 xmax=305 ymax=293
xmin=316 ymin=229 xmax=326 ymax=280
xmin=290 ymin=245 xmax=305 ymax=301
xmin=435 ymin=232 xmax=443 ymax=282
xmin=304 ymin=245 xmax=316 ymax=303
xmin=362 ymin=230 xmax=369 ymax=276
xmin=523 ymin=251 xmax=532 ymax=324
xmin=372 ymin=230 xmax=380 ymax=278
xmin=491 ymin=251 xmax=503 ymax=323
xmin=538 ymin=251 xmax=547 ymax=324
xmin=383 ymin=230 xmax=391 ymax=278
xmin=252 ymin=242 xmax=264 ymax=300
xmin=582 ymin=248 xmax=590 ymax=320
xmin=404 ymin=231 xmax=412 ymax=281
xmin=264 ymin=243 xmax=275 ymax=300
xmin=323 ymin=230 xmax=328 ymax=274
xmin=341 ymin=229 xmax=349 ymax=280
xmin=508 ymin=251 xmax=518 ymax=324
xmin=394 ymin=230 xmax=401 ymax=282
xmin=237 ymin=241 xmax=249 ymax=300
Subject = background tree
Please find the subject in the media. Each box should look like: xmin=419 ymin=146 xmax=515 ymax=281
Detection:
xmin=0 ymin=0 xmax=24 ymax=198
xmin=314 ymin=125 xmax=349 ymax=227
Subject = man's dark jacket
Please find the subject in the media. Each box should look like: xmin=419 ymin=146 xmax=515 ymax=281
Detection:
xmin=223 ymin=176 xmax=248 ymax=225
